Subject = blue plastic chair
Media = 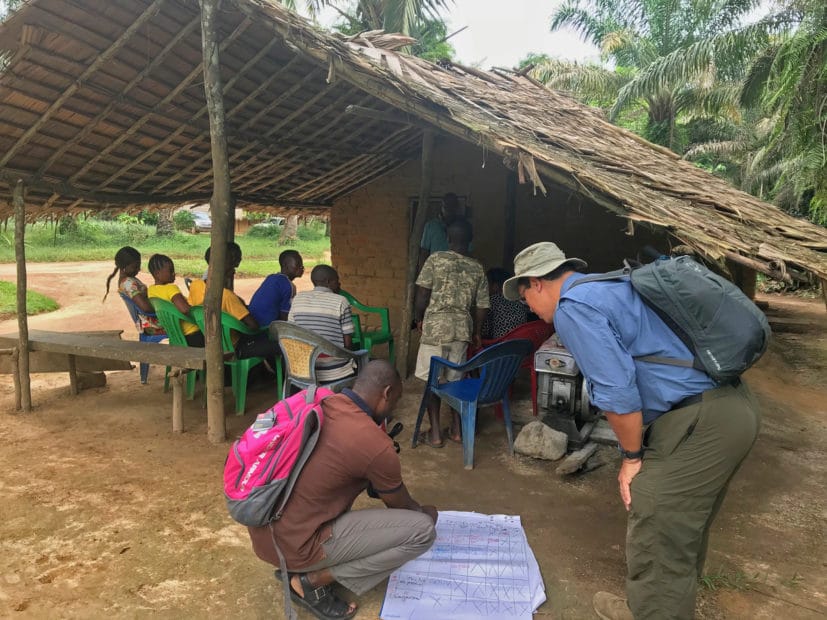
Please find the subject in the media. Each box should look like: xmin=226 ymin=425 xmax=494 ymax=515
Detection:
xmin=411 ymin=339 xmax=533 ymax=469
xmin=119 ymin=292 xmax=170 ymax=387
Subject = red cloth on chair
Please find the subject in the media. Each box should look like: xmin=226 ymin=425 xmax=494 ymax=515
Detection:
xmin=469 ymin=320 xmax=554 ymax=417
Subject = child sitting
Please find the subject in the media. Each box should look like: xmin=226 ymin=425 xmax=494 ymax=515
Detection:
xmin=104 ymin=246 xmax=164 ymax=336
xmin=147 ymin=254 xmax=204 ymax=347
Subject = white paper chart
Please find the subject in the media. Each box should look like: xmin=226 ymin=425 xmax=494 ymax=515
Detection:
xmin=380 ymin=511 xmax=546 ymax=620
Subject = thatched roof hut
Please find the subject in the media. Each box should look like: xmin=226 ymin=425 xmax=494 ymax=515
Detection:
xmin=0 ymin=0 xmax=825 ymax=283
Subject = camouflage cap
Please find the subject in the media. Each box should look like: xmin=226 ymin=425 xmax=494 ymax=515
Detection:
xmin=502 ymin=242 xmax=587 ymax=301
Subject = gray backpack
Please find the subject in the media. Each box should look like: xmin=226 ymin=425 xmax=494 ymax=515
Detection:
xmin=570 ymin=256 xmax=771 ymax=383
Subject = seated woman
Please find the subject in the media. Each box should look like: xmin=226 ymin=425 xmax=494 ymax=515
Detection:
xmin=104 ymin=246 xmax=165 ymax=336
xmin=481 ymin=267 xmax=529 ymax=340
xmin=188 ymin=243 xmax=275 ymax=367
xmin=146 ymin=254 xmax=204 ymax=347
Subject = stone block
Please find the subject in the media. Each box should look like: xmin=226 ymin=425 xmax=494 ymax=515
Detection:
xmin=513 ymin=420 xmax=568 ymax=461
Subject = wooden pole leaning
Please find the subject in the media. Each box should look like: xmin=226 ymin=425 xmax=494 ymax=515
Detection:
xmin=200 ymin=0 xmax=232 ymax=443
xmin=398 ymin=130 xmax=434 ymax=378
xmin=13 ymin=180 xmax=31 ymax=411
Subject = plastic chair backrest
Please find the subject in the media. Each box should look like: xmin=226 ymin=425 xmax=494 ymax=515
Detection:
xmin=340 ymin=289 xmax=390 ymax=334
xmin=190 ymin=306 xmax=261 ymax=353
xmin=466 ymin=339 xmax=533 ymax=405
xmin=483 ymin=320 xmax=553 ymax=366
xmin=119 ymin=292 xmax=147 ymax=333
xmin=149 ymin=298 xmax=196 ymax=347
xmin=270 ymin=321 xmax=364 ymax=384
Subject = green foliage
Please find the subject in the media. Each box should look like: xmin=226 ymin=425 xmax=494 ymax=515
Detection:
xmin=173 ymin=210 xmax=195 ymax=231
xmin=286 ymin=0 xmax=451 ymax=38
xmin=305 ymin=0 xmax=453 ymax=59
xmin=545 ymin=0 xmax=764 ymax=150
xmin=137 ymin=210 xmax=159 ymax=226
xmin=0 ymin=280 xmax=59 ymax=317
xmin=699 ymin=567 xmax=755 ymax=591
xmin=517 ymin=52 xmax=552 ymax=71
xmin=410 ymin=17 xmax=455 ymax=61
xmin=0 ymin=218 xmax=330 ymax=279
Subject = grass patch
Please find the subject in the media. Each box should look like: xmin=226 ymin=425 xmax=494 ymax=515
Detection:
xmin=0 ymin=280 xmax=59 ymax=318
xmin=0 ymin=219 xmax=330 ymax=278
xmin=699 ymin=567 xmax=756 ymax=592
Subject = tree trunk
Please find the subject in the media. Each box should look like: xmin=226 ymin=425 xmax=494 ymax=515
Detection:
xmin=279 ymin=214 xmax=299 ymax=245
xmin=156 ymin=207 xmax=174 ymax=236
xmin=201 ymin=0 xmax=232 ymax=443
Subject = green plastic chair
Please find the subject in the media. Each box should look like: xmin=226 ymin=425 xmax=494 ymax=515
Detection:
xmin=190 ymin=306 xmax=282 ymax=415
xmin=340 ymin=289 xmax=395 ymax=363
xmin=148 ymin=298 xmax=201 ymax=400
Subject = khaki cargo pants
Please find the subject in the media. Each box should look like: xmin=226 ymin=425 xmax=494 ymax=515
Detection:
xmin=626 ymin=381 xmax=761 ymax=619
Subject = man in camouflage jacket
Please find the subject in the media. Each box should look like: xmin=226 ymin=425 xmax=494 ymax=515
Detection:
xmin=414 ymin=220 xmax=489 ymax=447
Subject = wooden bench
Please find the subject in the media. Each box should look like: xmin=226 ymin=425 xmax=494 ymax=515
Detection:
xmin=0 ymin=330 xmax=206 ymax=433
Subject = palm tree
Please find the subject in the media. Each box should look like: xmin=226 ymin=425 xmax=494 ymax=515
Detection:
xmin=665 ymin=0 xmax=824 ymax=222
xmin=279 ymin=0 xmax=451 ymax=36
xmin=544 ymin=0 xmax=765 ymax=150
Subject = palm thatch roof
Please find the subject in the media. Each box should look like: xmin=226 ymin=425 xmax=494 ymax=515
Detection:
xmin=1 ymin=0 xmax=826 ymax=282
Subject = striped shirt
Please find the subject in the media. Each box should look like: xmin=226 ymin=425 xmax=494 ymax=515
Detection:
xmin=288 ymin=287 xmax=355 ymax=381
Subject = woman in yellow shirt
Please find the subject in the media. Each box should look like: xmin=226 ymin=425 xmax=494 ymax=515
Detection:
xmin=147 ymin=254 xmax=204 ymax=347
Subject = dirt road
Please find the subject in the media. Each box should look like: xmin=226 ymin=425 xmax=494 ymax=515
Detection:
xmin=0 ymin=262 xmax=825 ymax=619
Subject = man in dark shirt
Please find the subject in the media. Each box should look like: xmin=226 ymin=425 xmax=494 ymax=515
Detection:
xmin=248 ymin=249 xmax=304 ymax=327
xmin=248 ymin=360 xmax=437 ymax=619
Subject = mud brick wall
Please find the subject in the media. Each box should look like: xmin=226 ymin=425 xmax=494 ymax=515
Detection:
xmin=331 ymin=135 xmax=672 ymax=351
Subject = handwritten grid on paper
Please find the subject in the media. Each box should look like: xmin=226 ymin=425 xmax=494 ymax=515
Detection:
xmin=381 ymin=512 xmax=535 ymax=620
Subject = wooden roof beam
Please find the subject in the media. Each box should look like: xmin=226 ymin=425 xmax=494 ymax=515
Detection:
xmin=139 ymin=61 xmax=319 ymax=193
xmin=35 ymin=13 xmax=202 ymax=178
xmin=67 ymin=17 xmax=252 ymax=187
xmin=0 ymin=0 xmax=168 ymax=168
xmin=116 ymin=39 xmax=292 ymax=191
xmin=170 ymin=83 xmax=352 ymax=194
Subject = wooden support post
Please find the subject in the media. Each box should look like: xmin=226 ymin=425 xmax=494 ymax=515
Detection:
xmin=6 ymin=347 xmax=21 ymax=411
xmin=13 ymin=180 xmax=31 ymax=411
xmin=504 ymin=171 xmax=517 ymax=266
xmin=67 ymin=354 xmax=79 ymax=395
xmin=821 ymin=278 xmax=827 ymax=313
xmin=726 ymin=259 xmax=757 ymax=300
xmin=200 ymin=0 xmax=231 ymax=443
xmin=172 ymin=370 xmax=185 ymax=433
xmin=398 ymin=130 xmax=434 ymax=378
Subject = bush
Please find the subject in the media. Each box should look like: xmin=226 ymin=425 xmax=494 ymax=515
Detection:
xmin=173 ymin=210 xmax=195 ymax=231
xmin=138 ymin=210 xmax=158 ymax=226
xmin=297 ymin=221 xmax=325 ymax=242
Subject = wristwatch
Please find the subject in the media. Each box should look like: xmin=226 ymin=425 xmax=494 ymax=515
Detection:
xmin=617 ymin=444 xmax=645 ymax=460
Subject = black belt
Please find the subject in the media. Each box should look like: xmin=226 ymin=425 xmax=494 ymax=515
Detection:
xmin=672 ymin=377 xmax=741 ymax=411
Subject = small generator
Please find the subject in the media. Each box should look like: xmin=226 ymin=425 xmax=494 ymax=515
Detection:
xmin=535 ymin=335 xmax=599 ymax=450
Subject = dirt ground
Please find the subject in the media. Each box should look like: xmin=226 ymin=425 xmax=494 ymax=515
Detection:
xmin=0 ymin=262 xmax=825 ymax=619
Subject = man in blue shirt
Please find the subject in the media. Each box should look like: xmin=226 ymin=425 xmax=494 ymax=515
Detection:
xmin=417 ymin=193 xmax=465 ymax=272
xmin=249 ymin=250 xmax=304 ymax=327
xmin=503 ymin=242 xmax=760 ymax=620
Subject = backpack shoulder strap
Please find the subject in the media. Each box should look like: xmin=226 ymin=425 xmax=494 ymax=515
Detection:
xmin=566 ymin=263 xmax=633 ymax=292
xmin=562 ymin=263 xmax=702 ymax=372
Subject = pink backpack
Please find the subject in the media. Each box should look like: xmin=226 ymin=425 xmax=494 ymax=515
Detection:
xmin=224 ymin=386 xmax=333 ymax=527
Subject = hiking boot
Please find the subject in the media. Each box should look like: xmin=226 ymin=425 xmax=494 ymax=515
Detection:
xmin=593 ymin=591 xmax=633 ymax=620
